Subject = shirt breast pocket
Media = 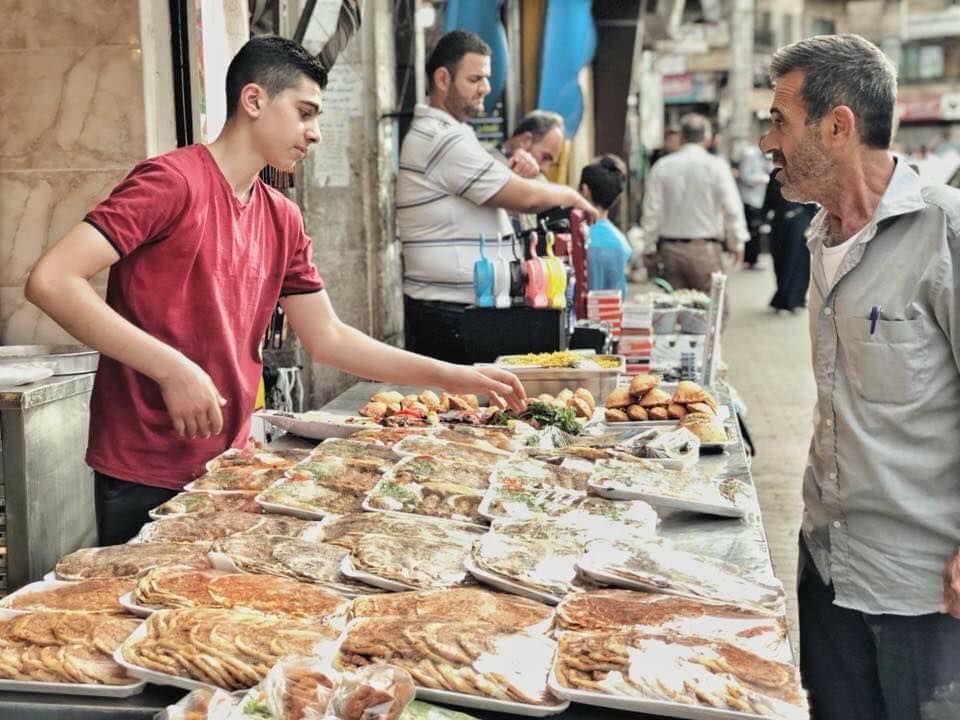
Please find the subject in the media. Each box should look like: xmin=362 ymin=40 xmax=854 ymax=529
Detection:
xmin=839 ymin=316 xmax=929 ymax=404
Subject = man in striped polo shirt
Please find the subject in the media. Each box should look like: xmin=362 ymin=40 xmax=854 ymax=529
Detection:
xmin=397 ymin=30 xmax=597 ymax=363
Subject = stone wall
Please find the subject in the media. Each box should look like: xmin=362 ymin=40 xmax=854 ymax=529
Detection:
xmin=0 ymin=0 xmax=148 ymax=343
xmin=295 ymin=0 xmax=402 ymax=408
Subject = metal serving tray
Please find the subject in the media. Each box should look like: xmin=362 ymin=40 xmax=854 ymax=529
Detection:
xmin=0 ymin=345 xmax=98 ymax=375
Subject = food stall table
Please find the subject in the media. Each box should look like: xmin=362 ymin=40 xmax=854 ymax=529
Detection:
xmin=0 ymin=382 xmax=788 ymax=720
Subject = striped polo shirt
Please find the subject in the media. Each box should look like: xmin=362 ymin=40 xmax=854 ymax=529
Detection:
xmin=397 ymin=103 xmax=513 ymax=304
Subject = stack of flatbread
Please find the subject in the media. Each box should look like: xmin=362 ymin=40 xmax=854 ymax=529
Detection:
xmin=133 ymin=566 xmax=349 ymax=621
xmin=55 ymin=544 xmax=212 ymax=581
xmin=0 ymin=612 xmax=140 ymax=685
xmin=554 ymin=629 xmax=808 ymax=718
xmin=556 ymin=589 xmax=788 ymax=659
xmin=335 ymin=618 xmax=560 ymax=706
xmin=259 ymin=456 xmax=385 ymax=517
xmin=211 ymin=534 xmax=377 ymax=596
xmin=150 ymin=492 xmax=263 ymax=517
xmin=121 ymin=608 xmax=338 ymax=690
xmin=350 ymin=587 xmax=553 ymax=632
xmin=1 ymin=578 xmax=134 ymax=615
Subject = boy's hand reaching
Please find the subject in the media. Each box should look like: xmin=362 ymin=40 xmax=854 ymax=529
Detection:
xmin=442 ymin=365 xmax=527 ymax=413
xmin=156 ymin=355 xmax=227 ymax=439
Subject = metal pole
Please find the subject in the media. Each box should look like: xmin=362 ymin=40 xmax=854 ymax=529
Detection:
xmin=505 ymin=0 xmax=523 ymax=134
xmin=624 ymin=0 xmax=649 ymax=225
xmin=728 ymin=0 xmax=755 ymax=158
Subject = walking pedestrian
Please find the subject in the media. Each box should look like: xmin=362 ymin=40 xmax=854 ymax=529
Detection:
xmin=737 ymin=144 xmax=771 ymax=268
xmin=642 ymin=113 xmax=748 ymax=318
xmin=764 ymin=170 xmax=815 ymax=313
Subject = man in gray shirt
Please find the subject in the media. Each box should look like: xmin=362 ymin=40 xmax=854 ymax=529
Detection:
xmin=760 ymin=34 xmax=960 ymax=720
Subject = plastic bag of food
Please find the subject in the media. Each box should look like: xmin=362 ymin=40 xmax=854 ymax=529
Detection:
xmin=230 ymin=655 xmax=338 ymax=720
xmin=154 ymin=687 xmax=239 ymax=720
xmin=399 ymin=701 xmax=478 ymax=720
xmin=325 ymin=665 xmax=416 ymax=720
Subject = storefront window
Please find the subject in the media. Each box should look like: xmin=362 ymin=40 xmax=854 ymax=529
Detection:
xmin=902 ymin=44 xmax=945 ymax=80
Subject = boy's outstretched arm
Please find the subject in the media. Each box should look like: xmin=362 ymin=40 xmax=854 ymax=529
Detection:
xmin=281 ymin=291 xmax=527 ymax=411
xmin=25 ymin=222 xmax=227 ymax=439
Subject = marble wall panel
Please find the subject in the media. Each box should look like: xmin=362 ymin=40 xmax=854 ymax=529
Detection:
xmin=0 ymin=286 xmax=93 ymax=345
xmin=1 ymin=170 xmax=123 ymax=286
xmin=0 ymin=0 xmax=139 ymax=49
xmin=0 ymin=46 xmax=146 ymax=170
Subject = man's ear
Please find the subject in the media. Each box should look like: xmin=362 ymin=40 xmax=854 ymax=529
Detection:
xmin=520 ymin=131 xmax=534 ymax=149
xmin=433 ymin=67 xmax=452 ymax=94
xmin=825 ymin=105 xmax=857 ymax=148
xmin=239 ymin=83 xmax=265 ymax=119
xmin=580 ymin=183 xmax=592 ymax=202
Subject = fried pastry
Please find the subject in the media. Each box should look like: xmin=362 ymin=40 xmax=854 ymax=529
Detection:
xmin=604 ymin=387 xmax=633 ymax=409
xmin=626 ymin=404 xmax=648 ymax=421
xmin=637 ymin=388 xmax=672 ymax=408
xmin=628 ymin=373 xmax=660 ymax=397
xmin=648 ymin=406 xmax=669 ymax=421
xmin=605 ymin=408 xmax=629 ymax=422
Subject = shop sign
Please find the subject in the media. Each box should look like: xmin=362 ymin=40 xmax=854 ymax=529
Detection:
xmin=908 ymin=9 xmax=960 ymax=40
xmin=662 ymin=73 xmax=717 ymax=105
xmin=941 ymin=93 xmax=960 ymax=121
xmin=897 ymin=95 xmax=943 ymax=121
xmin=655 ymin=54 xmax=687 ymax=76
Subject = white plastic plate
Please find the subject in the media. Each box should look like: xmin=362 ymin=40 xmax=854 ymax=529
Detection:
xmin=333 ymin=619 xmax=569 ymax=717
xmin=577 ymin=557 xmax=704 ymax=600
xmin=547 ymin=667 xmax=803 ymax=720
xmin=339 ymin=556 xmax=419 ymax=592
xmin=587 ymin=481 xmax=746 ymax=519
xmin=255 ymin=409 xmax=379 ymax=440
xmin=0 ymin=580 xmax=98 ymax=617
xmin=0 ymin=676 xmax=146 ymax=698
xmin=476 ymin=485 xmax=583 ymax=524
xmin=361 ymin=481 xmax=487 ymax=528
xmin=463 ymin=557 xmax=563 ymax=606
xmin=415 ymin=686 xmax=569 ymax=718
xmin=254 ymin=494 xmax=330 ymax=521
xmin=118 ymin=591 xmax=155 ymax=618
xmin=182 ymin=481 xmax=265 ymax=495
xmin=114 ymin=623 xmax=222 ymax=693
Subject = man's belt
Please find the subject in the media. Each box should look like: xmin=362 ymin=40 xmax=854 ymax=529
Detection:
xmin=658 ymin=237 xmax=722 ymax=244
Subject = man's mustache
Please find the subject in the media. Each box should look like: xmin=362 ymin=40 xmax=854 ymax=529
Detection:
xmin=771 ymin=152 xmax=786 ymax=165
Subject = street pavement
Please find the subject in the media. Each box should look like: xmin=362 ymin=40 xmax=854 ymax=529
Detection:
xmin=723 ymin=264 xmax=814 ymax=653
xmin=629 ymin=262 xmax=813 ymax=653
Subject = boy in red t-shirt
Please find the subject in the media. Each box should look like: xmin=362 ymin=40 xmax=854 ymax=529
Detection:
xmin=26 ymin=36 xmax=525 ymax=545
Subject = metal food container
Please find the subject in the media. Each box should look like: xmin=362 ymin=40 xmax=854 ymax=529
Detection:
xmin=0 ymin=345 xmax=99 ymax=375
xmin=500 ymin=366 xmax=622 ymax=401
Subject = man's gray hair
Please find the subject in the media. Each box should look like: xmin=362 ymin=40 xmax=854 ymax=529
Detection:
xmin=513 ymin=110 xmax=564 ymax=140
xmin=769 ymin=34 xmax=897 ymax=149
xmin=680 ymin=113 xmax=711 ymax=144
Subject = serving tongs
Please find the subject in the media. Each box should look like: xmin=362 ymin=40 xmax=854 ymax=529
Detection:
xmin=473 ymin=233 xmax=495 ymax=308
xmin=523 ymin=232 xmax=548 ymax=309
xmin=544 ymin=231 xmax=567 ymax=309
xmin=493 ymin=233 xmax=511 ymax=309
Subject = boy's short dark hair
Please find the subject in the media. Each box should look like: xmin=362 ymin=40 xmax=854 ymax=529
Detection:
xmin=426 ymin=30 xmax=491 ymax=90
xmin=579 ymin=155 xmax=627 ymax=210
xmin=225 ymin=35 xmax=328 ymax=119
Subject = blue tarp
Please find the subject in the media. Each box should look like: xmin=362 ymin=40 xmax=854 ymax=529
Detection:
xmin=536 ymin=0 xmax=596 ymax=137
xmin=443 ymin=1 xmax=508 ymax=115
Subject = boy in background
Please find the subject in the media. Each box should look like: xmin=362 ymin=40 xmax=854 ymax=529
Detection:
xmin=580 ymin=155 xmax=631 ymax=298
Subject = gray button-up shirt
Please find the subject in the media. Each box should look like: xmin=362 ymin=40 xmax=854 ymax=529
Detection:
xmin=804 ymin=159 xmax=960 ymax=615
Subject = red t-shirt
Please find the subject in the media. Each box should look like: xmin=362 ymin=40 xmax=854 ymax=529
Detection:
xmin=83 ymin=145 xmax=324 ymax=490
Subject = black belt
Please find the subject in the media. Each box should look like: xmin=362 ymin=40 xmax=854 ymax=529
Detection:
xmin=659 ymin=237 xmax=722 ymax=244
